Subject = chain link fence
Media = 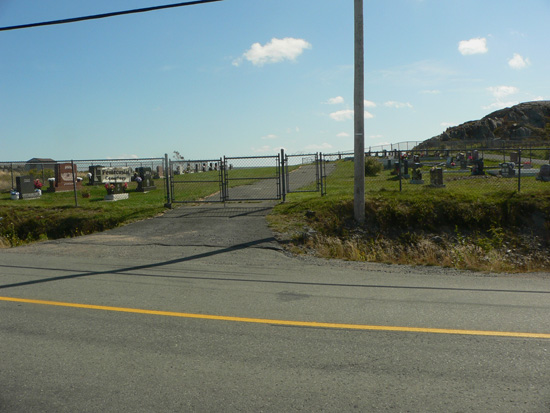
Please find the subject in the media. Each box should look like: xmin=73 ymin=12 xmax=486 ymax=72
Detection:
xmin=0 ymin=158 xmax=167 ymax=206
xmin=323 ymin=147 xmax=550 ymax=196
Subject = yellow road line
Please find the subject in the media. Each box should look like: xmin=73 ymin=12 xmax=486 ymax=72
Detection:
xmin=2 ymin=295 xmax=550 ymax=339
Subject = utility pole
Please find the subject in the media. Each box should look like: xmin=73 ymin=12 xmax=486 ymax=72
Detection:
xmin=354 ymin=0 xmax=365 ymax=223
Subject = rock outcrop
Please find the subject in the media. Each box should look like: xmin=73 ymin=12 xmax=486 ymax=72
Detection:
xmin=420 ymin=101 xmax=550 ymax=147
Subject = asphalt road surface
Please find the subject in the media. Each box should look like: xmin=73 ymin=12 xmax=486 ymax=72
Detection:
xmin=1 ymin=201 xmax=550 ymax=412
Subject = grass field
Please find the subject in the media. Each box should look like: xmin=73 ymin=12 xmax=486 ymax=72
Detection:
xmin=269 ymin=160 xmax=550 ymax=272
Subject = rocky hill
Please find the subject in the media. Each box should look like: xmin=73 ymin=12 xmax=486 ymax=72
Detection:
xmin=420 ymin=101 xmax=550 ymax=147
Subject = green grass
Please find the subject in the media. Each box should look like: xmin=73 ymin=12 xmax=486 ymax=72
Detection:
xmin=269 ymin=160 xmax=550 ymax=272
xmin=0 ymin=166 xmax=296 ymax=246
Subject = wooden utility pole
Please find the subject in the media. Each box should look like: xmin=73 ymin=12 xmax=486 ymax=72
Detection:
xmin=354 ymin=0 xmax=365 ymax=223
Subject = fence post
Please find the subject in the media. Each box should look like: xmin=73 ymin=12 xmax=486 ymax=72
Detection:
xmin=518 ymin=149 xmax=521 ymax=192
xmin=280 ymin=149 xmax=286 ymax=202
xmin=164 ymin=153 xmax=172 ymax=208
xmin=398 ymin=158 xmax=402 ymax=192
xmin=71 ymin=160 xmax=78 ymax=208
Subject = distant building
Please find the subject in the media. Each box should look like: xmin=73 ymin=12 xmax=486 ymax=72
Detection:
xmin=25 ymin=158 xmax=56 ymax=171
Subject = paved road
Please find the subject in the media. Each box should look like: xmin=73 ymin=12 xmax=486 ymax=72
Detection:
xmin=1 ymin=202 xmax=550 ymax=412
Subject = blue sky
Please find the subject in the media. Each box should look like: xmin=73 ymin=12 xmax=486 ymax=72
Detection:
xmin=1 ymin=0 xmax=549 ymax=160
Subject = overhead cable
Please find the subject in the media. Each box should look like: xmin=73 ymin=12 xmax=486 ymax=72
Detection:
xmin=0 ymin=0 xmax=223 ymax=32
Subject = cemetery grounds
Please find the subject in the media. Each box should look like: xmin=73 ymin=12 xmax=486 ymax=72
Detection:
xmin=2 ymin=149 xmax=550 ymax=273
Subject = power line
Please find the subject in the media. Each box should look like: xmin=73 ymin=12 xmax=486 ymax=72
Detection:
xmin=0 ymin=0 xmax=223 ymax=32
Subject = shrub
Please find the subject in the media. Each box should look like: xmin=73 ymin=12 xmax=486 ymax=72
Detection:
xmin=365 ymin=157 xmax=383 ymax=176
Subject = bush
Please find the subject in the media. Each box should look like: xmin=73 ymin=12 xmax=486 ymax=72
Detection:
xmin=365 ymin=157 xmax=383 ymax=176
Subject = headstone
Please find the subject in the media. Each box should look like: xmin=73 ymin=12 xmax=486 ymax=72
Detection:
xmin=446 ymin=157 xmax=453 ymax=168
xmin=402 ymin=159 xmax=410 ymax=178
xmin=510 ymin=152 xmax=519 ymax=163
xmin=500 ymin=162 xmax=515 ymax=177
xmin=135 ymin=167 xmax=156 ymax=192
xmin=460 ymin=160 xmax=468 ymax=170
xmin=49 ymin=163 xmax=82 ymax=192
xmin=384 ymin=159 xmax=392 ymax=170
xmin=155 ymin=165 xmax=163 ymax=179
xmin=472 ymin=150 xmax=479 ymax=161
xmin=88 ymin=165 xmax=104 ymax=185
xmin=391 ymin=162 xmax=400 ymax=176
xmin=104 ymin=182 xmax=129 ymax=201
xmin=410 ymin=164 xmax=423 ymax=184
xmin=537 ymin=164 xmax=550 ymax=182
xmin=16 ymin=176 xmax=41 ymax=199
xmin=471 ymin=159 xmax=485 ymax=176
xmin=429 ymin=167 xmax=445 ymax=187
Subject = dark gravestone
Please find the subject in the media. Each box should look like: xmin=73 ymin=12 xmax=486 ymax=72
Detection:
xmin=88 ymin=165 xmax=104 ymax=185
xmin=510 ymin=152 xmax=519 ymax=163
xmin=135 ymin=167 xmax=156 ymax=192
xmin=471 ymin=160 xmax=485 ymax=176
xmin=16 ymin=176 xmax=40 ymax=199
xmin=537 ymin=164 xmax=550 ymax=182
xmin=402 ymin=159 xmax=410 ymax=179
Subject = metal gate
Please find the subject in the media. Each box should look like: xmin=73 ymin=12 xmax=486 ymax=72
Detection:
xmin=169 ymin=159 xmax=224 ymax=203
xmin=284 ymin=153 xmax=322 ymax=194
xmin=223 ymin=155 xmax=282 ymax=201
xmin=167 ymin=155 xmax=282 ymax=204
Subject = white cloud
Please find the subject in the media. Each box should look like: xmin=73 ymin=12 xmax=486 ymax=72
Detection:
xmin=329 ymin=109 xmax=374 ymax=121
xmin=384 ymin=101 xmax=413 ymax=109
xmin=364 ymin=100 xmax=377 ymax=107
xmin=324 ymin=96 xmax=344 ymax=104
xmin=421 ymin=89 xmax=441 ymax=95
xmin=458 ymin=37 xmax=488 ymax=55
xmin=304 ymin=143 xmax=333 ymax=151
xmin=329 ymin=109 xmax=353 ymax=121
xmin=233 ymin=37 xmax=312 ymax=67
xmin=336 ymin=132 xmax=350 ymax=138
xmin=508 ymin=53 xmax=531 ymax=70
xmin=488 ymin=85 xmax=519 ymax=99
xmin=441 ymin=122 xmax=455 ymax=128
xmin=261 ymin=134 xmax=277 ymax=140
xmin=483 ymin=86 xmax=520 ymax=110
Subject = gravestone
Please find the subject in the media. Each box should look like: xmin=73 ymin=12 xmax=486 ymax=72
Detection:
xmin=500 ymin=162 xmax=515 ymax=177
xmin=429 ymin=167 xmax=445 ymax=188
xmin=88 ymin=165 xmax=104 ymax=185
xmin=460 ymin=160 xmax=468 ymax=170
xmin=471 ymin=159 xmax=485 ymax=176
xmin=384 ymin=159 xmax=392 ymax=170
xmin=104 ymin=182 xmax=128 ymax=201
xmin=472 ymin=150 xmax=479 ymax=161
xmin=510 ymin=152 xmax=519 ymax=163
xmin=536 ymin=164 xmax=550 ymax=182
xmin=48 ymin=163 xmax=82 ymax=192
xmin=16 ymin=176 xmax=41 ymax=199
xmin=391 ymin=162 xmax=400 ymax=176
xmin=402 ymin=159 xmax=410 ymax=179
xmin=410 ymin=164 xmax=424 ymax=184
xmin=155 ymin=165 xmax=163 ymax=179
xmin=135 ymin=167 xmax=156 ymax=192
xmin=446 ymin=157 xmax=453 ymax=168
